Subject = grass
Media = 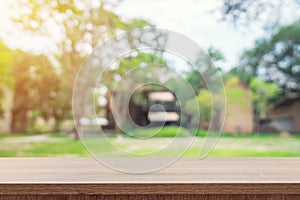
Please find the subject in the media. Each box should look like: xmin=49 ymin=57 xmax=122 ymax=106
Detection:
xmin=0 ymin=132 xmax=299 ymax=157
xmin=0 ymin=133 xmax=89 ymax=157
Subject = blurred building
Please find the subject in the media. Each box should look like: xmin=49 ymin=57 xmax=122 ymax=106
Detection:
xmin=222 ymin=82 xmax=254 ymax=134
xmin=103 ymin=90 xmax=180 ymax=131
xmin=104 ymin=83 xmax=254 ymax=134
xmin=261 ymin=96 xmax=300 ymax=132
xmin=137 ymin=90 xmax=180 ymax=127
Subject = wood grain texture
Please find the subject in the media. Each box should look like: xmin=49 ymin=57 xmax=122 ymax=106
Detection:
xmin=0 ymin=183 xmax=300 ymax=195
xmin=0 ymin=195 xmax=300 ymax=200
xmin=0 ymin=158 xmax=299 ymax=199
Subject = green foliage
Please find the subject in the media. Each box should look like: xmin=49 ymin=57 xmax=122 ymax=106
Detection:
xmin=223 ymin=67 xmax=253 ymax=83
xmin=126 ymin=19 xmax=154 ymax=29
xmin=183 ymin=47 xmax=225 ymax=128
xmin=0 ymin=42 xmax=13 ymax=85
xmin=130 ymin=126 xmax=190 ymax=138
xmin=240 ymin=21 xmax=300 ymax=94
xmin=207 ymin=47 xmax=225 ymax=64
xmin=0 ymin=40 xmax=14 ymax=117
xmin=250 ymin=78 xmax=278 ymax=118
xmin=2 ymin=0 xmax=153 ymax=132
xmin=117 ymin=52 xmax=166 ymax=75
xmin=195 ymin=89 xmax=212 ymax=121
xmin=188 ymin=77 xmax=249 ymax=128
xmin=186 ymin=70 xmax=206 ymax=95
xmin=186 ymin=47 xmax=225 ymax=95
xmin=8 ymin=51 xmax=62 ymax=132
xmin=185 ymin=89 xmax=212 ymax=128
xmin=219 ymin=0 xmax=299 ymax=27
xmin=193 ymin=129 xmax=219 ymax=137
xmin=113 ymin=52 xmax=167 ymax=94
xmin=225 ymin=77 xmax=248 ymax=106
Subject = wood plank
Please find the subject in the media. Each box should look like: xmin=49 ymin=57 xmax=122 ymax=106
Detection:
xmin=1 ymin=194 xmax=300 ymax=200
xmin=0 ymin=183 xmax=300 ymax=195
xmin=0 ymin=158 xmax=299 ymax=196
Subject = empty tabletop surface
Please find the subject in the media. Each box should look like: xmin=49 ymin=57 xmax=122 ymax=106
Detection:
xmin=0 ymin=158 xmax=299 ymax=183
xmin=0 ymin=158 xmax=299 ymax=195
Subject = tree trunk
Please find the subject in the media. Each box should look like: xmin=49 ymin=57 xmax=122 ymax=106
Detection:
xmin=73 ymin=125 xmax=80 ymax=140
xmin=54 ymin=119 xmax=62 ymax=133
xmin=10 ymin=86 xmax=29 ymax=133
xmin=11 ymin=109 xmax=28 ymax=133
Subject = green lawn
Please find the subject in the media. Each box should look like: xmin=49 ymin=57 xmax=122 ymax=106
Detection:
xmin=0 ymin=133 xmax=299 ymax=157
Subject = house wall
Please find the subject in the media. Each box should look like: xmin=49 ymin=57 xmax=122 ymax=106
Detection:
xmin=269 ymin=104 xmax=292 ymax=116
xmin=222 ymin=103 xmax=253 ymax=134
xmin=269 ymin=116 xmax=293 ymax=132
xmin=267 ymin=100 xmax=300 ymax=132
xmin=291 ymin=101 xmax=300 ymax=132
xmin=222 ymin=86 xmax=253 ymax=134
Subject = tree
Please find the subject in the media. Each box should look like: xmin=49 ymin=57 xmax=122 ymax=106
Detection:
xmin=186 ymin=77 xmax=247 ymax=129
xmin=0 ymin=41 xmax=13 ymax=118
xmin=189 ymin=76 xmax=249 ymax=128
xmin=97 ymin=51 xmax=168 ymax=131
xmin=250 ymin=78 xmax=278 ymax=131
xmin=10 ymin=51 xmax=60 ymax=133
xmin=186 ymin=47 xmax=225 ymax=95
xmin=223 ymin=66 xmax=253 ymax=84
xmin=185 ymin=89 xmax=211 ymax=128
xmin=239 ymin=21 xmax=300 ymax=95
xmin=11 ymin=0 xmax=151 ymax=135
xmin=225 ymin=77 xmax=249 ymax=106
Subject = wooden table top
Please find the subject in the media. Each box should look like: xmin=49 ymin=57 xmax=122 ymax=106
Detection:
xmin=0 ymin=158 xmax=299 ymax=195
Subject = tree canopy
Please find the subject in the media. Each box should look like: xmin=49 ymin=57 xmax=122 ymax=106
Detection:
xmin=239 ymin=21 xmax=300 ymax=94
xmin=0 ymin=40 xmax=14 ymax=117
xmin=1 ymin=0 xmax=153 ymax=133
xmin=219 ymin=0 xmax=300 ymax=28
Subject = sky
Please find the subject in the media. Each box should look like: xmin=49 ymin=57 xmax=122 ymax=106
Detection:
xmin=115 ymin=0 xmax=299 ymax=70
xmin=0 ymin=0 xmax=299 ymax=71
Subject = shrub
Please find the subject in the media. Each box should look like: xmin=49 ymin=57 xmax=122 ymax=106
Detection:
xmin=129 ymin=126 xmax=190 ymax=138
xmin=191 ymin=129 xmax=222 ymax=137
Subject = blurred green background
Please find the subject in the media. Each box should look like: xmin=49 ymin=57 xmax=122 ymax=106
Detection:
xmin=0 ymin=0 xmax=300 ymax=157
